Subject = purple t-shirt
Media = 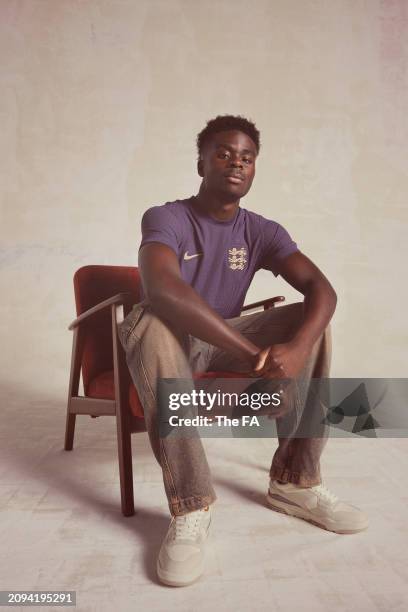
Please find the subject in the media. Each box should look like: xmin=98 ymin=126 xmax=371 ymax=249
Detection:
xmin=139 ymin=196 xmax=299 ymax=319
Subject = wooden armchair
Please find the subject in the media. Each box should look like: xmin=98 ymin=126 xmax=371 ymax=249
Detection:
xmin=65 ymin=265 xmax=285 ymax=516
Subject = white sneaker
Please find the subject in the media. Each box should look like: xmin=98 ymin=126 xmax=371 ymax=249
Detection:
xmin=157 ymin=506 xmax=211 ymax=586
xmin=267 ymin=479 xmax=369 ymax=534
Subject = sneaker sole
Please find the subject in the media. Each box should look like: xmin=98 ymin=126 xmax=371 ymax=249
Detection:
xmin=157 ymin=560 xmax=203 ymax=587
xmin=266 ymin=493 xmax=369 ymax=534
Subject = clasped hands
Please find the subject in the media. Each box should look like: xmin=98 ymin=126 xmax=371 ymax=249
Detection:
xmin=250 ymin=338 xmax=310 ymax=380
xmin=244 ymin=339 xmax=311 ymax=417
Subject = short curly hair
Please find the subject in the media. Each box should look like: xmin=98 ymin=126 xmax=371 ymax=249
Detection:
xmin=196 ymin=114 xmax=260 ymax=161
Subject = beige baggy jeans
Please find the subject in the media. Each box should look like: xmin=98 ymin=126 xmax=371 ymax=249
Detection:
xmin=118 ymin=300 xmax=332 ymax=516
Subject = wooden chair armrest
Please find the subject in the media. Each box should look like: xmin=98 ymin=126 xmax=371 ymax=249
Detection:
xmin=241 ymin=296 xmax=285 ymax=313
xmin=68 ymin=292 xmax=135 ymax=330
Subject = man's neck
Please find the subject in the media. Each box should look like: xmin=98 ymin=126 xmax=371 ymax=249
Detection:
xmin=193 ymin=186 xmax=239 ymax=222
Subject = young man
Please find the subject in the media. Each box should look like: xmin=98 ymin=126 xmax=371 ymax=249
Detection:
xmin=118 ymin=115 xmax=368 ymax=587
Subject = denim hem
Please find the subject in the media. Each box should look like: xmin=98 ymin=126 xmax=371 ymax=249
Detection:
xmin=169 ymin=493 xmax=217 ymax=517
xmin=269 ymin=466 xmax=322 ymax=487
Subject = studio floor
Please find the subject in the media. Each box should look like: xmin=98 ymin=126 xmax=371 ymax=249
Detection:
xmin=1 ymin=390 xmax=407 ymax=612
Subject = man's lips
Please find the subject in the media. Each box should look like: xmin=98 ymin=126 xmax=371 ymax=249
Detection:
xmin=224 ymin=172 xmax=244 ymax=183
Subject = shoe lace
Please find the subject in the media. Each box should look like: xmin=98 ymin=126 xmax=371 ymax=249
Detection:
xmin=171 ymin=508 xmax=207 ymax=541
xmin=310 ymin=483 xmax=339 ymax=505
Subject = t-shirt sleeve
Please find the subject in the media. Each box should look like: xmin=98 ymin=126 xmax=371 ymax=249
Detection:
xmin=259 ymin=219 xmax=299 ymax=277
xmin=139 ymin=205 xmax=181 ymax=256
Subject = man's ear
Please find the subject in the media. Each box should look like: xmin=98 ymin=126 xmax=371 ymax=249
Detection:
xmin=197 ymin=159 xmax=204 ymax=177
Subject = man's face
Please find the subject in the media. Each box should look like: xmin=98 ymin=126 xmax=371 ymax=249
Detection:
xmin=197 ymin=130 xmax=257 ymax=199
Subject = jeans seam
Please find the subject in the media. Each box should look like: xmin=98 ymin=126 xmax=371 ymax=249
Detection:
xmin=160 ymin=439 xmax=179 ymax=502
xmin=137 ymin=336 xmax=156 ymax=401
xmin=136 ymin=337 xmax=179 ymax=504
xmin=204 ymin=342 xmax=214 ymax=370
xmin=125 ymin=307 xmax=146 ymax=344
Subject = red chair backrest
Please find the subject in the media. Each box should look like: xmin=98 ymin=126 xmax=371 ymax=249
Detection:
xmin=73 ymin=265 xmax=141 ymax=394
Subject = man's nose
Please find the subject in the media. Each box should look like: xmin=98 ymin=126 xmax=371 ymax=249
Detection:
xmin=229 ymin=156 xmax=243 ymax=167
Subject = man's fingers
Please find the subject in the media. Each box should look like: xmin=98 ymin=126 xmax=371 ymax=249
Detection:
xmin=265 ymin=355 xmax=287 ymax=373
xmin=257 ymin=365 xmax=285 ymax=379
xmin=251 ymin=359 xmax=291 ymax=380
xmin=252 ymin=348 xmax=287 ymax=378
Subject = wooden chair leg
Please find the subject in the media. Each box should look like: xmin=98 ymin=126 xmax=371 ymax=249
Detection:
xmin=112 ymin=307 xmax=135 ymax=517
xmin=65 ymin=327 xmax=83 ymax=451
xmin=64 ymin=413 xmax=76 ymax=451
xmin=116 ymin=404 xmax=135 ymax=517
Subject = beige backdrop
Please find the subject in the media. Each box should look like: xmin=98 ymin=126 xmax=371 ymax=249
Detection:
xmin=1 ymin=0 xmax=407 ymax=397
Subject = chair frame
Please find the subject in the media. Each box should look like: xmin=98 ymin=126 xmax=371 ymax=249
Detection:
xmin=65 ymin=292 xmax=285 ymax=516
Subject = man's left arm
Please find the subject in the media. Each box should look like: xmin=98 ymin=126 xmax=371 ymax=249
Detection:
xmin=279 ymin=250 xmax=337 ymax=349
xmin=252 ymin=251 xmax=337 ymax=378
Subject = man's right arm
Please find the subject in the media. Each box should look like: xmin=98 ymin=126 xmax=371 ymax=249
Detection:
xmin=138 ymin=242 xmax=260 ymax=366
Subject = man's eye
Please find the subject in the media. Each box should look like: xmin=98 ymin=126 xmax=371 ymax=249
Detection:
xmin=243 ymin=158 xmax=253 ymax=164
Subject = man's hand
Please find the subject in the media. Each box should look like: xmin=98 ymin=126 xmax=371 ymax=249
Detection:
xmin=250 ymin=338 xmax=312 ymax=380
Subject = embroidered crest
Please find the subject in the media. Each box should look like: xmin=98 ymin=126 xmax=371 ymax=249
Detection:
xmin=228 ymin=247 xmax=247 ymax=270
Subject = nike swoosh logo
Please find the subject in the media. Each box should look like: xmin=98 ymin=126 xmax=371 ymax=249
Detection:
xmin=183 ymin=252 xmax=203 ymax=261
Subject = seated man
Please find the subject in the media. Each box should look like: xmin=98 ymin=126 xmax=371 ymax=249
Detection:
xmin=118 ymin=114 xmax=368 ymax=587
